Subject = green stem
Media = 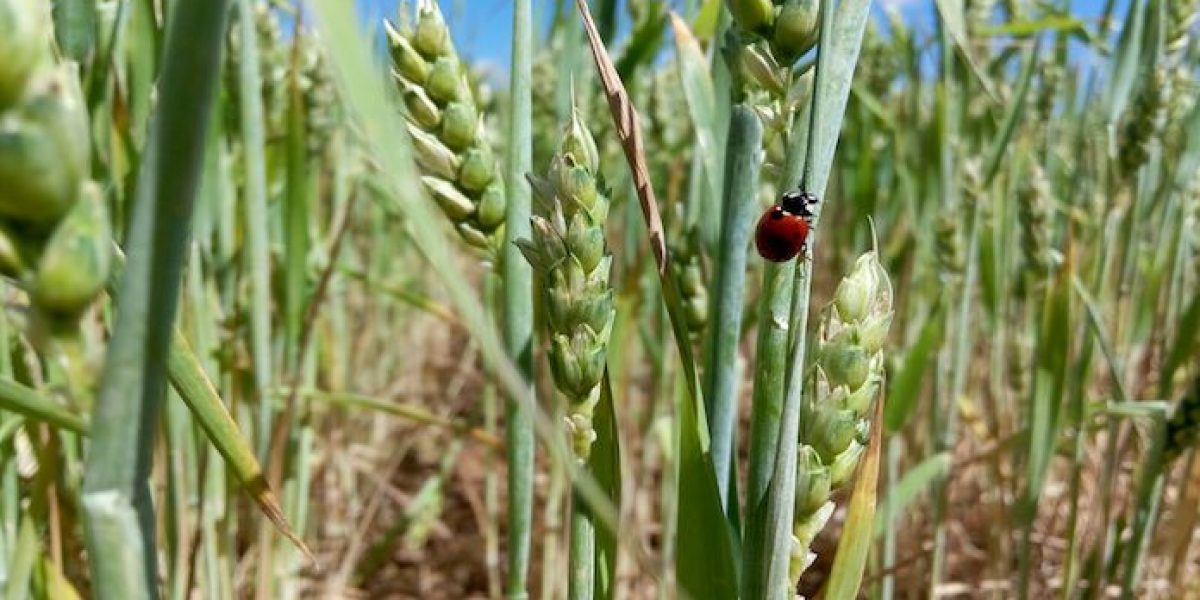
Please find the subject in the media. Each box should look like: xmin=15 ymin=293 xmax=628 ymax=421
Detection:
xmin=541 ymin=457 xmax=566 ymax=600
xmin=166 ymin=380 xmax=198 ymax=600
xmin=81 ymin=1 xmax=227 ymax=596
xmin=504 ymin=0 xmax=534 ymax=597
xmin=1089 ymin=169 xmax=1130 ymax=597
xmin=483 ymin=272 xmax=502 ymax=599
xmin=1061 ymin=208 xmax=1115 ymax=597
xmin=1119 ymin=419 xmax=1168 ymax=599
xmin=928 ymin=13 xmax=960 ymax=594
xmin=283 ymin=60 xmax=311 ymax=373
xmin=932 ymin=200 xmax=978 ymax=595
xmin=740 ymin=261 xmax=793 ymax=599
xmin=234 ymin=0 xmax=275 ymax=462
xmin=881 ymin=436 xmax=900 ymax=600
xmin=703 ymin=103 xmax=763 ymax=515
xmin=569 ymin=488 xmax=596 ymax=600
xmin=758 ymin=0 xmax=872 ymax=596
xmin=741 ymin=104 xmax=807 ymax=600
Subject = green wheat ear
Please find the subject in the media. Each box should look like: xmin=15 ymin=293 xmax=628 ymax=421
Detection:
xmin=0 ymin=2 xmax=108 ymax=332
xmin=297 ymin=31 xmax=341 ymax=161
xmin=0 ymin=0 xmax=48 ymax=109
xmin=386 ymin=0 xmax=506 ymax=260
xmin=1017 ymin=162 xmax=1052 ymax=281
xmin=1118 ymin=66 xmax=1167 ymax=178
xmin=0 ymin=0 xmax=109 ymax=410
xmin=722 ymin=0 xmax=820 ymax=186
xmin=791 ymin=249 xmax=893 ymax=583
xmin=670 ymin=227 xmax=710 ymax=340
xmin=516 ymin=107 xmax=613 ymax=462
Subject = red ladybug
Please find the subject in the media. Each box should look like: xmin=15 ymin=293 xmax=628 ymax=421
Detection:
xmin=755 ymin=190 xmax=818 ymax=262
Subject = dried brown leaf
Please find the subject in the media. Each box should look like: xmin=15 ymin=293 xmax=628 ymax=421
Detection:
xmin=573 ymin=0 xmax=668 ymax=274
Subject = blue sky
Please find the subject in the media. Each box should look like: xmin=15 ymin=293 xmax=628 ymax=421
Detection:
xmin=356 ymin=0 xmax=1128 ymax=75
xmin=357 ymin=0 xmax=520 ymax=72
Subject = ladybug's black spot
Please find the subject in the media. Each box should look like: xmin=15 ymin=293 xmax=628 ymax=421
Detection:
xmin=770 ymin=207 xmax=785 ymax=220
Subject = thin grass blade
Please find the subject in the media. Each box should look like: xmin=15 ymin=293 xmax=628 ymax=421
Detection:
xmin=0 ymin=378 xmax=87 ymax=435
xmin=589 ymin=371 xmax=622 ymax=600
xmin=873 ymin=452 xmax=951 ymax=537
xmin=168 ymin=331 xmax=312 ymax=559
xmin=669 ymin=12 xmax=722 ymax=213
xmin=1102 ymin=0 xmax=1149 ymax=127
xmin=884 ymin=305 xmax=943 ymax=432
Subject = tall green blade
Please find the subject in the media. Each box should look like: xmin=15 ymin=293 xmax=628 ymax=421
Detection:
xmin=51 ymin=0 xmax=95 ymax=63
xmin=676 ymin=370 xmax=738 ymax=599
xmin=669 ymin=12 xmax=722 ymax=209
xmin=703 ymin=104 xmax=763 ymax=514
xmin=81 ymin=1 xmax=228 ymax=596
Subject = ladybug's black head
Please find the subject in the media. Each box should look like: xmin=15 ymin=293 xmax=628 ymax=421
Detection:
xmin=780 ymin=190 xmax=818 ymax=217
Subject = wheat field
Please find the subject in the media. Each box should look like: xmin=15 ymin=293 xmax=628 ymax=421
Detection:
xmin=0 ymin=0 xmax=1197 ymax=598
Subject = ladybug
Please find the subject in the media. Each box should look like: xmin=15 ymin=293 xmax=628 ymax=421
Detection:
xmin=755 ymin=190 xmax=819 ymax=262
